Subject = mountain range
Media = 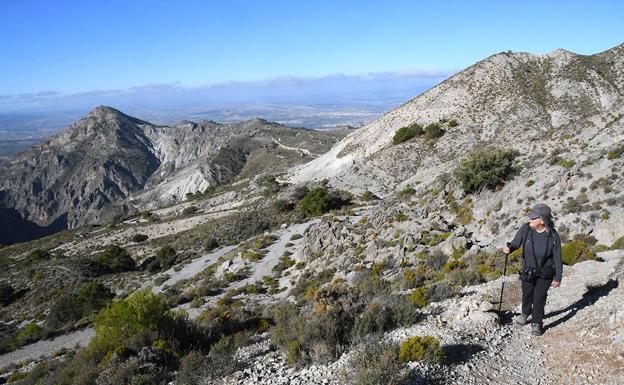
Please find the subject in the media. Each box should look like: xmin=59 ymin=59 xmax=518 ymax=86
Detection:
xmin=0 ymin=107 xmax=349 ymax=244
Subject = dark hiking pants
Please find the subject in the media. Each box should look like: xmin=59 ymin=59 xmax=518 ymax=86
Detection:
xmin=521 ymin=276 xmax=552 ymax=325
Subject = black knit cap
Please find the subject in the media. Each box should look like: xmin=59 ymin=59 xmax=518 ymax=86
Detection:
xmin=528 ymin=203 xmax=552 ymax=220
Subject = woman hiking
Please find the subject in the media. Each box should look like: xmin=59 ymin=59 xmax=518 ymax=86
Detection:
xmin=503 ymin=203 xmax=563 ymax=336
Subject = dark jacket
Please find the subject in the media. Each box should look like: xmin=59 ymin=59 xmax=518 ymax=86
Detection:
xmin=508 ymin=222 xmax=563 ymax=282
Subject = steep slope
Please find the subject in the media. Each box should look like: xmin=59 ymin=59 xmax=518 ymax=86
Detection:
xmin=288 ymin=43 xmax=624 ymax=194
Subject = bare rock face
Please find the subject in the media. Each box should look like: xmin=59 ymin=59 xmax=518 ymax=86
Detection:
xmin=0 ymin=106 xmax=160 ymax=235
xmin=0 ymin=108 xmax=346 ymax=244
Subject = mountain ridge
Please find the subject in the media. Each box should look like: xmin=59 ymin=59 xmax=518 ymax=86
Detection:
xmin=0 ymin=108 xmax=348 ymax=244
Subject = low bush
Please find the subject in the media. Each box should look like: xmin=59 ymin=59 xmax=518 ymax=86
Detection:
xmin=29 ymin=248 xmax=50 ymax=260
xmin=349 ymin=339 xmax=408 ymax=385
xmin=13 ymin=322 xmax=46 ymax=348
xmin=398 ymin=336 xmax=445 ymax=363
xmin=424 ymin=123 xmax=444 ymax=139
xmin=91 ymin=289 xmax=203 ymax=357
xmin=607 ymin=146 xmax=624 ymax=160
xmin=549 ymin=155 xmax=575 ymax=168
xmin=392 ymin=123 xmax=423 ymax=145
xmin=448 ymin=119 xmax=459 ymax=127
xmin=561 ymin=240 xmax=596 ymax=265
xmin=156 ymin=246 xmax=177 ymax=268
xmin=407 ymin=287 xmax=429 ymax=308
xmin=455 ymin=147 xmax=520 ymax=194
xmin=298 ymin=187 xmax=350 ymax=217
xmin=399 ymin=186 xmax=416 ymax=196
xmin=612 ymin=236 xmax=624 ymax=250
xmin=270 ymin=303 xmax=355 ymax=366
xmin=361 ymin=190 xmax=377 ymax=201
xmin=47 ymin=282 xmax=115 ymax=330
xmin=95 ymin=245 xmax=136 ymax=272
xmin=352 ymin=302 xmax=396 ymax=340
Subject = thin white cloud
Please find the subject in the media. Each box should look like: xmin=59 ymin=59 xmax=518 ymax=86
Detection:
xmin=0 ymin=69 xmax=456 ymax=113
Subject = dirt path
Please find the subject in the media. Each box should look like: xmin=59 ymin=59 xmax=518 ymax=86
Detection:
xmin=0 ymin=328 xmax=94 ymax=368
xmin=439 ymin=249 xmax=624 ymax=385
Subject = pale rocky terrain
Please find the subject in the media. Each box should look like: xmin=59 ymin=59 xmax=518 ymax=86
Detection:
xmin=1 ymin=43 xmax=623 ymax=385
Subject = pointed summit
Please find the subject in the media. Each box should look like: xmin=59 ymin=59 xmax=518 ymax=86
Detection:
xmin=84 ymin=105 xmax=151 ymax=126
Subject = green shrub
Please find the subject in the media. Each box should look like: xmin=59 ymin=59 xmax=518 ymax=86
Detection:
xmin=176 ymin=351 xmax=208 ymax=385
xmin=362 ymin=190 xmax=377 ymax=201
xmin=270 ymin=302 xmax=354 ymax=366
xmin=290 ymin=233 xmax=303 ymax=241
xmin=272 ymin=256 xmax=295 ymax=275
xmin=442 ymin=259 xmax=466 ymax=273
xmin=156 ymin=245 xmax=177 ymax=268
xmin=92 ymin=289 xmax=202 ymax=357
xmin=203 ymin=237 xmax=219 ymax=251
xmin=352 ymin=302 xmax=396 ymax=340
xmin=29 ymin=248 xmax=50 ymax=260
xmin=241 ymin=249 xmax=264 ymax=261
xmin=298 ymin=187 xmax=348 ymax=217
xmin=611 ymin=236 xmax=624 ymax=250
xmin=13 ymin=322 xmax=45 ymax=347
xmin=455 ymin=147 xmax=520 ymax=194
xmin=392 ymin=123 xmax=423 ymax=145
xmin=549 ymin=155 xmax=575 ymax=168
xmin=395 ymin=212 xmax=407 ymax=222
xmin=424 ymin=123 xmax=444 ymax=139
xmin=399 ymin=186 xmax=416 ymax=196
xmin=561 ymin=240 xmax=596 ymax=265
xmin=398 ymin=336 xmax=444 ymax=363
xmin=95 ymin=245 xmax=135 ymax=272
xmin=607 ymin=146 xmax=624 ymax=160
xmin=349 ymin=339 xmax=407 ymax=385
xmin=476 ymin=263 xmax=501 ymax=282
xmin=407 ymin=287 xmax=429 ymax=308
xmin=448 ymin=119 xmax=459 ymax=127
xmin=526 ymin=179 xmax=535 ymax=187
xmin=47 ymin=282 xmax=114 ymax=330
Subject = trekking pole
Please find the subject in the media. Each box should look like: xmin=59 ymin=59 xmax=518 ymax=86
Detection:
xmin=498 ymin=242 xmax=511 ymax=311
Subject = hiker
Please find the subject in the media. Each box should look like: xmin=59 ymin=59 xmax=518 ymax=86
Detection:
xmin=503 ymin=203 xmax=563 ymax=336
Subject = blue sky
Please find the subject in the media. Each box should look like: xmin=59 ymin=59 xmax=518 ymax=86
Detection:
xmin=1 ymin=0 xmax=622 ymax=96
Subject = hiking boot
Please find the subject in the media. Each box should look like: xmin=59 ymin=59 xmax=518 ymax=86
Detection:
xmin=531 ymin=323 xmax=542 ymax=336
xmin=515 ymin=313 xmax=529 ymax=326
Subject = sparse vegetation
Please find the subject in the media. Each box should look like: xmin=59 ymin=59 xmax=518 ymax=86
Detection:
xmin=392 ymin=123 xmax=423 ymax=145
xmin=424 ymin=123 xmax=445 ymax=139
xmin=298 ymin=187 xmax=349 ymax=217
xmin=455 ymin=147 xmax=520 ymax=194
xmin=349 ymin=339 xmax=408 ymax=385
xmin=156 ymin=245 xmax=177 ymax=269
xmin=561 ymin=239 xmax=596 ymax=265
xmin=398 ymin=336 xmax=445 ymax=363
xmin=46 ymin=282 xmax=115 ymax=331
xmin=95 ymin=245 xmax=136 ymax=272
